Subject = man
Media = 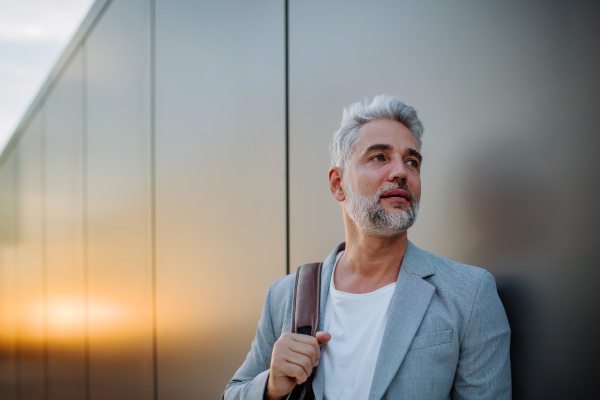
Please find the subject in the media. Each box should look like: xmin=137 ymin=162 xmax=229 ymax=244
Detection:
xmin=224 ymin=95 xmax=511 ymax=400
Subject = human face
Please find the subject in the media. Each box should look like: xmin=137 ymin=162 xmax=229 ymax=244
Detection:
xmin=343 ymin=119 xmax=422 ymax=236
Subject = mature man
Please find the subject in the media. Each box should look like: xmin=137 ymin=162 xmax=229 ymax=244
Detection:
xmin=224 ymin=95 xmax=511 ymax=400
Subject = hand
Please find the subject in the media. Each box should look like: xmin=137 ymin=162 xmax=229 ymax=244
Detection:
xmin=264 ymin=331 xmax=331 ymax=400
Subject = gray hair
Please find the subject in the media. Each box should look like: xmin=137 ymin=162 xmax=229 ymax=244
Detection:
xmin=329 ymin=95 xmax=424 ymax=169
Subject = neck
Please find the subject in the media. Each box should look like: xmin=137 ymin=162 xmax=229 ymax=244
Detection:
xmin=335 ymin=213 xmax=409 ymax=293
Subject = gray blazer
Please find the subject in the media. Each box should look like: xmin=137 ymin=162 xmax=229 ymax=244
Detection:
xmin=224 ymin=241 xmax=511 ymax=400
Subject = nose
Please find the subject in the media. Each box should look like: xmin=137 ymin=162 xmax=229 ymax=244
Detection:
xmin=388 ymin=156 xmax=408 ymax=182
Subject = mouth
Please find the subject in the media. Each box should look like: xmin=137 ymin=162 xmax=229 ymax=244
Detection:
xmin=380 ymin=189 xmax=411 ymax=203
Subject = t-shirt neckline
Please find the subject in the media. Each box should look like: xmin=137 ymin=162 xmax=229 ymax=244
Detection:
xmin=330 ymin=250 xmax=397 ymax=300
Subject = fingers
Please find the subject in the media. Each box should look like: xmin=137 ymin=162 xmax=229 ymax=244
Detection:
xmin=277 ymin=334 xmax=321 ymax=371
xmin=283 ymin=347 xmax=314 ymax=380
xmin=267 ymin=329 xmax=332 ymax=399
xmin=288 ymin=340 xmax=318 ymax=366
xmin=316 ymin=331 xmax=331 ymax=346
xmin=268 ymin=331 xmax=331 ymax=395
xmin=287 ymin=332 xmax=319 ymax=346
xmin=289 ymin=332 xmax=331 ymax=370
xmin=281 ymin=360 xmax=309 ymax=384
xmin=284 ymin=333 xmax=322 ymax=361
xmin=287 ymin=331 xmax=331 ymax=364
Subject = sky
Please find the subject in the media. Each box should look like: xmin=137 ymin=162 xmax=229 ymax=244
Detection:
xmin=0 ymin=0 xmax=95 ymax=155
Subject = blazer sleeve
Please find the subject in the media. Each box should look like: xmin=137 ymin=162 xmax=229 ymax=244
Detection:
xmin=222 ymin=283 xmax=278 ymax=400
xmin=452 ymin=271 xmax=512 ymax=399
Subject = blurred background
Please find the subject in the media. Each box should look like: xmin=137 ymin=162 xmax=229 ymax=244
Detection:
xmin=0 ymin=0 xmax=599 ymax=399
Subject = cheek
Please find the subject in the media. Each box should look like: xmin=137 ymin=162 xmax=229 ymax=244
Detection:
xmin=410 ymin=177 xmax=422 ymax=199
xmin=354 ymin=173 xmax=377 ymax=192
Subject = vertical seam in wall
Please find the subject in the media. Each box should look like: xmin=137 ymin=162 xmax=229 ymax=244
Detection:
xmin=41 ymin=105 xmax=49 ymax=400
xmin=82 ymin=41 xmax=91 ymax=400
xmin=14 ymin=126 xmax=21 ymax=400
xmin=10 ymin=156 xmax=17 ymax=399
xmin=285 ymin=0 xmax=290 ymax=275
xmin=150 ymin=0 xmax=159 ymax=399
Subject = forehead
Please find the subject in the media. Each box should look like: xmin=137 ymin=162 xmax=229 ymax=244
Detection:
xmin=354 ymin=119 xmax=419 ymax=154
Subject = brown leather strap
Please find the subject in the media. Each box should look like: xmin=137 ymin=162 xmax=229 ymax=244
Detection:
xmin=291 ymin=262 xmax=322 ymax=337
xmin=288 ymin=262 xmax=322 ymax=400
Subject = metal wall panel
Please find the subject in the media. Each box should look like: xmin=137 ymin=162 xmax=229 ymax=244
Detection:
xmin=15 ymin=113 xmax=44 ymax=399
xmin=288 ymin=1 xmax=600 ymax=399
xmin=154 ymin=0 xmax=286 ymax=397
xmin=0 ymin=153 xmax=17 ymax=400
xmin=43 ymin=49 xmax=85 ymax=400
xmin=84 ymin=0 xmax=153 ymax=398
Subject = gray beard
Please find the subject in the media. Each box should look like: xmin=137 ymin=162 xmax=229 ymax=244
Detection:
xmin=344 ymin=181 xmax=420 ymax=237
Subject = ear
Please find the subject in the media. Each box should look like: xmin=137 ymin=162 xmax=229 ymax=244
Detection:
xmin=329 ymin=167 xmax=346 ymax=202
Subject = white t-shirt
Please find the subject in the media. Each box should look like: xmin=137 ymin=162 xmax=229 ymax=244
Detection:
xmin=322 ymin=251 xmax=396 ymax=400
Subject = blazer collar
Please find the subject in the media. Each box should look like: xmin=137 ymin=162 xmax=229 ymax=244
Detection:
xmin=312 ymin=240 xmax=435 ymax=400
xmin=312 ymin=241 xmax=345 ymax=400
xmin=399 ymin=240 xmax=435 ymax=278
xmin=368 ymin=241 xmax=435 ymax=400
xmin=317 ymin=241 xmax=345 ymax=333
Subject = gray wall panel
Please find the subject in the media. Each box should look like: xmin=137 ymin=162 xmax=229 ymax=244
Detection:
xmin=1 ymin=0 xmax=598 ymax=397
xmin=43 ymin=49 xmax=85 ymax=400
xmin=15 ymin=113 xmax=44 ymax=399
xmin=288 ymin=1 xmax=600 ymax=398
xmin=0 ymin=153 xmax=17 ymax=400
xmin=155 ymin=0 xmax=286 ymax=397
xmin=84 ymin=0 xmax=153 ymax=398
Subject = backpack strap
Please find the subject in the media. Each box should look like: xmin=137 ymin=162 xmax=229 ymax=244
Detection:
xmin=288 ymin=262 xmax=322 ymax=400
xmin=291 ymin=262 xmax=322 ymax=337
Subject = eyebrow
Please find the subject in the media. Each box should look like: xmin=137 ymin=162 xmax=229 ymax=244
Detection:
xmin=408 ymin=148 xmax=423 ymax=163
xmin=363 ymin=143 xmax=423 ymax=163
xmin=364 ymin=143 xmax=393 ymax=153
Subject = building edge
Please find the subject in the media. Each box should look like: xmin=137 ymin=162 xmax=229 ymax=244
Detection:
xmin=0 ymin=0 xmax=113 ymax=169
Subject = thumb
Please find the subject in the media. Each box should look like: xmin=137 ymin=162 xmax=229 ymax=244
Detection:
xmin=315 ymin=331 xmax=331 ymax=345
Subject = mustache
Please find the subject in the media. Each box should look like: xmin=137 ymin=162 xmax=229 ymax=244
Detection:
xmin=374 ymin=182 xmax=417 ymax=204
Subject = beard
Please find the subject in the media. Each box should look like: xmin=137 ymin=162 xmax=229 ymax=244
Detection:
xmin=344 ymin=180 xmax=420 ymax=237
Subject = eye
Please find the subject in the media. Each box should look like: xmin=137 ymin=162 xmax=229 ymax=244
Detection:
xmin=406 ymin=159 xmax=419 ymax=168
xmin=372 ymin=154 xmax=386 ymax=162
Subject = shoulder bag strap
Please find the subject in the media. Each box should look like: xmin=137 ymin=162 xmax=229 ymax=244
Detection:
xmin=288 ymin=262 xmax=322 ymax=400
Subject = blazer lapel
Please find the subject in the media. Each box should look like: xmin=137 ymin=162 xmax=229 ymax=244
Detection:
xmin=368 ymin=241 xmax=435 ymax=400
xmin=312 ymin=242 xmax=345 ymax=400
xmin=311 ymin=241 xmax=433 ymax=400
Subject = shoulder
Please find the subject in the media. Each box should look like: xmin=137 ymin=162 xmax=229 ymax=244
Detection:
xmin=409 ymin=242 xmax=490 ymax=288
xmin=261 ymin=272 xmax=295 ymax=332
xmin=266 ymin=272 xmax=295 ymax=300
xmin=426 ymin=250 xmax=489 ymax=286
xmin=414 ymin=245 xmax=500 ymax=312
xmin=413 ymin=245 xmax=509 ymax=340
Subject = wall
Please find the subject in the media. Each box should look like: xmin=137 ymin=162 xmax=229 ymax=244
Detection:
xmin=288 ymin=2 xmax=600 ymax=398
xmin=0 ymin=0 xmax=285 ymax=398
xmin=0 ymin=0 xmax=599 ymax=399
